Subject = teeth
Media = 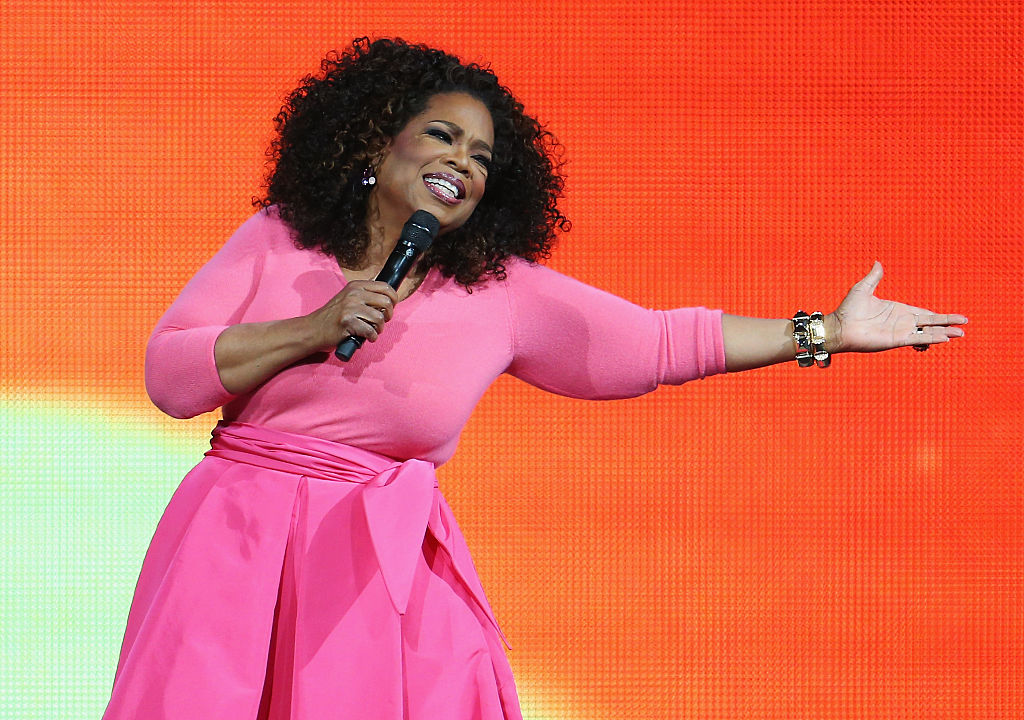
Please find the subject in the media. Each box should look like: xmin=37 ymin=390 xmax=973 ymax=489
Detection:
xmin=426 ymin=177 xmax=459 ymax=199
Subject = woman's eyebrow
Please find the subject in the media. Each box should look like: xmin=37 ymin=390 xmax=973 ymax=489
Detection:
xmin=430 ymin=119 xmax=493 ymax=154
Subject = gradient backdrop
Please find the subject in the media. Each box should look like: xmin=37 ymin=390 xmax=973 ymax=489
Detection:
xmin=1 ymin=1 xmax=1021 ymax=718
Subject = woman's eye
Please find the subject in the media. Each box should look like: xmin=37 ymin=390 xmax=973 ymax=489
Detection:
xmin=473 ymin=155 xmax=492 ymax=172
xmin=425 ymin=128 xmax=452 ymax=143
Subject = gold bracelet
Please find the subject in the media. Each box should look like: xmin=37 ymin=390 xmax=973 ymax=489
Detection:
xmin=808 ymin=311 xmax=830 ymax=368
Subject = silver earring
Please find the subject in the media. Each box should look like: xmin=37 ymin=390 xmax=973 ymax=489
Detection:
xmin=361 ymin=167 xmax=376 ymax=186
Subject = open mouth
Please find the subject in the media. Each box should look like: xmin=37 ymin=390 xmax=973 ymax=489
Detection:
xmin=423 ymin=173 xmax=466 ymax=205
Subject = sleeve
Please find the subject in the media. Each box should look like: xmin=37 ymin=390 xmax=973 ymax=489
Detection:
xmin=503 ymin=261 xmax=726 ymax=400
xmin=144 ymin=212 xmax=271 ymax=418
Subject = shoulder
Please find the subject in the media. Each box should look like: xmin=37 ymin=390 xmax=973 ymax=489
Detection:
xmin=494 ymin=256 xmax=595 ymax=299
xmin=220 ymin=206 xmax=308 ymax=260
xmin=235 ymin=206 xmax=296 ymax=247
xmin=487 ymin=256 xmax=594 ymax=328
xmin=493 ymin=255 xmax=560 ymax=289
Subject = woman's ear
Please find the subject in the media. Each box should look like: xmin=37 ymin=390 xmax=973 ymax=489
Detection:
xmin=357 ymin=145 xmax=390 ymax=188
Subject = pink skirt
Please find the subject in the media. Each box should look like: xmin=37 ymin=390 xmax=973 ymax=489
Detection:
xmin=102 ymin=422 xmax=521 ymax=720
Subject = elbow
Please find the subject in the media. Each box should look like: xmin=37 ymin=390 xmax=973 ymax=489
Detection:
xmin=145 ymin=396 xmax=199 ymax=420
xmin=144 ymin=364 xmax=211 ymax=419
xmin=145 ymin=329 xmax=233 ymax=419
xmin=657 ymin=308 xmax=727 ymax=383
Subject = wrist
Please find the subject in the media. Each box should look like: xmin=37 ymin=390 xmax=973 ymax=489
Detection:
xmin=824 ymin=312 xmax=843 ymax=354
xmin=299 ymin=312 xmax=335 ymax=354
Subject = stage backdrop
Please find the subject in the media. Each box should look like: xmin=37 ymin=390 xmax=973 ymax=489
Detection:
xmin=1 ymin=1 xmax=1021 ymax=718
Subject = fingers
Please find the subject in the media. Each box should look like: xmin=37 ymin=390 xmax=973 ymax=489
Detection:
xmin=346 ymin=280 xmax=399 ymax=317
xmin=338 ymin=293 xmax=392 ymax=342
xmin=905 ymin=310 xmax=969 ymax=350
xmin=357 ymin=307 xmax=389 ymax=337
xmin=892 ymin=302 xmax=969 ymax=330
xmin=913 ymin=312 xmax=969 ymax=327
xmin=908 ymin=325 xmax=965 ymax=347
xmin=854 ymin=261 xmax=884 ymax=294
xmin=356 ymin=296 xmax=394 ymax=325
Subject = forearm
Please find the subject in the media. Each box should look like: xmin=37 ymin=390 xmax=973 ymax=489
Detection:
xmin=722 ymin=313 xmax=841 ymax=372
xmin=213 ymin=316 xmax=323 ymax=394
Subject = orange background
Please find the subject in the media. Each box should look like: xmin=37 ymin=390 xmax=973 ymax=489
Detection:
xmin=1 ymin=1 xmax=1021 ymax=718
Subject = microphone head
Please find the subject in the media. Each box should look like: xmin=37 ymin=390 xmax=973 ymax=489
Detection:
xmin=403 ymin=210 xmax=440 ymax=251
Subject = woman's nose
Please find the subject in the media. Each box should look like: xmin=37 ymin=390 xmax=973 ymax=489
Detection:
xmin=444 ymin=148 xmax=471 ymax=175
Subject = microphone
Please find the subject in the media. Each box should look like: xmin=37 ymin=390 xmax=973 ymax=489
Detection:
xmin=335 ymin=210 xmax=440 ymax=362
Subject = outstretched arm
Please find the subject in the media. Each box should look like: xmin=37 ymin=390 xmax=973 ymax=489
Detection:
xmin=722 ymin=262 xmax=968 ymax=372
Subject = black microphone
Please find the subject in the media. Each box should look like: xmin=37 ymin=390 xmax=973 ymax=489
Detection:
xmin=335 ymin=210 xmax=440 ymax=362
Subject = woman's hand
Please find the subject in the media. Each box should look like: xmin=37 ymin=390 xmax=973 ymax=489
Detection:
xmin=306 ymin=280 xmax=400 ymax=350
xmin=828 ymin=262 xmax=968 ymax=353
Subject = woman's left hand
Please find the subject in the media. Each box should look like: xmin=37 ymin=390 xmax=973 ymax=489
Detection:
xmin=829 ymin=262 xmax=968 ymax=353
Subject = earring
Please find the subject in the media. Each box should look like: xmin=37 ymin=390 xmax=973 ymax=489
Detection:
xmin=361 ymin=167 xmax=376 ymax=186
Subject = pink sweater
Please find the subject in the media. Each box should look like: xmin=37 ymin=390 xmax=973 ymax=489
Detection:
xmin=145 ymin=209 xmax=726 ymax=464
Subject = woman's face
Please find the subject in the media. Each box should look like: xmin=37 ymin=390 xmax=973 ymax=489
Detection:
xmin=370 ymin=92 xmax=495 ymax=236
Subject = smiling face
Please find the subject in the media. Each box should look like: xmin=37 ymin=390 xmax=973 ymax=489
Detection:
xmin=369 ymin=92 xmax=495 ymax=238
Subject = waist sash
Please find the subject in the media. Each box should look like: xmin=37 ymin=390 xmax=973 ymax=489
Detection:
xmin=205 ymin=421 xmax=506 ymax=644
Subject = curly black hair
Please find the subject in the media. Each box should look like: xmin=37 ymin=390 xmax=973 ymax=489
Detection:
xmin=255 ymin=37 xmax=570 ymax=287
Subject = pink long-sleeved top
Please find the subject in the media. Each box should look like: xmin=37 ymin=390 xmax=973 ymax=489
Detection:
xmin=145 ymin=208 xmax=726 ymax=464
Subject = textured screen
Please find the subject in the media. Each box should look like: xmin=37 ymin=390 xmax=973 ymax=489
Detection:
xmin=2 ymin=1 xmax=1021 ymax=718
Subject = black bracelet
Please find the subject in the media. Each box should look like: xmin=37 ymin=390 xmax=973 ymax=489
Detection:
xmin=792 ymin=310 xmax=815 ymax=367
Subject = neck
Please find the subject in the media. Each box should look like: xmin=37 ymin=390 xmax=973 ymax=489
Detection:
xmin=355 ymin=197 xmax=406 ymax=272
xmin=341 ymin=206 xmax=428 ymax=298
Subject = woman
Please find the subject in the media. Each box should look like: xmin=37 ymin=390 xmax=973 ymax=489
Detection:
xmin=103 ymin=38 xmax=966 ymax=720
